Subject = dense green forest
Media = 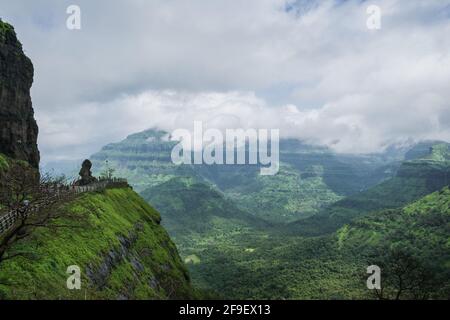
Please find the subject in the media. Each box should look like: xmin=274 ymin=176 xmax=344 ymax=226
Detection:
xmin=83 ymin=131 xmax=450 ymax=299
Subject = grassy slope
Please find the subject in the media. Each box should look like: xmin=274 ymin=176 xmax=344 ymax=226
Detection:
xmin=0 ymin=188 xmax=196 ymax=300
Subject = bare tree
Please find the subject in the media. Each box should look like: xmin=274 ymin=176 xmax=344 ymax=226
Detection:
xmin=0 ymin=163 xmax=82 ymax=263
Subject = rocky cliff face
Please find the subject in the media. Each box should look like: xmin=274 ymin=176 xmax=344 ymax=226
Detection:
xmin=0 ymin=20 xmax=39 ymax=168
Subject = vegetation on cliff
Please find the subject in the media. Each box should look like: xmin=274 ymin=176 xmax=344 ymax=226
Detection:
xmin=0 ymin=20 xmax=15 ymax=44
xmin=0 ymin=187 xmax=197 ymax=299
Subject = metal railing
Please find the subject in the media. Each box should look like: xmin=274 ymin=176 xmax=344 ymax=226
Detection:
xmin=0 ymin=178 xmax=128 ymax=236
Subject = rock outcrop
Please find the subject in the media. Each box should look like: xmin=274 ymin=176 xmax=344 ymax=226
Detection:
xmin=75 ymin=159 xmax=98 ymax=186
xmin=0 ymin=19 xmax=39 ymax=168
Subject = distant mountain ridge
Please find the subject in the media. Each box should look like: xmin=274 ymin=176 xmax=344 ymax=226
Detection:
xmin=89 ymin=128 xmax=425 ymax=222
xmin=287 ymin=141 xmax=450 ymax=236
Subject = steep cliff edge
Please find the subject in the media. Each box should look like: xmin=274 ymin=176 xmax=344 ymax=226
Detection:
xmin=0 ymin=19 xmax=39 ymax=168
xmin=0 ymin=186 xmax=197 ymax=299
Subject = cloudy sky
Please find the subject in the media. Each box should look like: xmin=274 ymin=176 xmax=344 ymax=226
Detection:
xmin=1 ymin=0 xmax=450 ymax=163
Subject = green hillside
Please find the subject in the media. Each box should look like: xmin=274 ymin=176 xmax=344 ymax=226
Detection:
xmin=336 ymin=187 xmax=450 ymax=299
xmin=140 ymin=175 xmax=364 ymax=299
xmin=288 ymin=143 xmax=450 ymax=236
xmin=183 ymin=187 xmax=450 ymax=299
xmin=339 ymin=187 xmax=450 ymax=261
xmin=0 ymin=186 xmax=197 ymax=299
xmin=141 ymin=177 xmax=268 ymax=239
xmin=140 ymin=177 xmax=272 ymax=292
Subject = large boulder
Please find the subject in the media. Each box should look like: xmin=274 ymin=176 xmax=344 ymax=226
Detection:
xmin=75 ymin=159 xmax=98 ymax=186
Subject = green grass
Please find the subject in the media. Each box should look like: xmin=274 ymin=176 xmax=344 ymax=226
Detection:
xmin=0 ymin=188 xmax=196 ymax=300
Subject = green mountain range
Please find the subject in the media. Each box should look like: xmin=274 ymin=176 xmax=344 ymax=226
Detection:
xmin=91 ymin=129 xmax=406 ymax=223
xmin=288 ymin=142 xmax=450 ymax=236
xmin=83 ymin=129 xmax=450 ymax=299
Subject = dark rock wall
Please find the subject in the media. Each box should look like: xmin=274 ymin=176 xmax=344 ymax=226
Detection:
xmin=0 ymin=20 xmax=39 ymax=168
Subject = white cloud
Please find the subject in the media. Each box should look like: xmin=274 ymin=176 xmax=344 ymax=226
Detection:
xmin=1 ymin=0 xmax=449 ymax=161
